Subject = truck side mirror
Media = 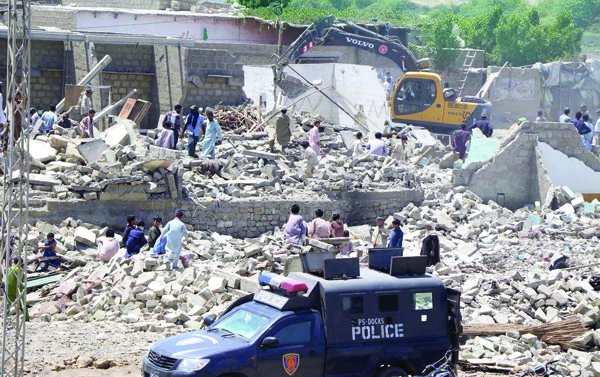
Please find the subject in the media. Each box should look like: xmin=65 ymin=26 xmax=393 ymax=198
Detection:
xmin=261 ymin=337 xmax=279 ymax=349
xmin=203 ymin=314 xmax=216 ymax=327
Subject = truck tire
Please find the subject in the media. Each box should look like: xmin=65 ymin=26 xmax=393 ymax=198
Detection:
xmin=376 ymin=366 xmax=408 ymax=377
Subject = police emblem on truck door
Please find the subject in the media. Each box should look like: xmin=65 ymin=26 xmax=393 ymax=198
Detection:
xmin=282 ymin=353 xmax=300 ymax=375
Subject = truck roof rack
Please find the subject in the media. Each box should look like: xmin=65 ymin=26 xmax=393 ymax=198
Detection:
xmin=390 ymin=256 xmax=427 ymax=276
xmin=323 ymin=258 xmax=360 ymax=280
xmin=368 ymin=248 xmax=404 ymax=273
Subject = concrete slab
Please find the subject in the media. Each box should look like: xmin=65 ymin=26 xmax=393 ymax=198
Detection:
xmin=103 ymin=119 xmax=136 ymax=147
xmin=77 ymin=139 xmax=109 ymax=164
xmin=29 ymin=139 xmax=58 ymax=163
xmin=464 ymin=129 xmax=502 ymax=167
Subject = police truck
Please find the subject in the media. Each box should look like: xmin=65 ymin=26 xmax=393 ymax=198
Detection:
xmin=142 ymin=252 xmax=462 ymax=377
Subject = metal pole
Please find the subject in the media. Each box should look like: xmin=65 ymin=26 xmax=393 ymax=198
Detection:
xmin=1 ymin=0 xmax=31 ymax=376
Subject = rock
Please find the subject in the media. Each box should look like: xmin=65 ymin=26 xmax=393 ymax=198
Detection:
xmin=74 ymin=226 xmax=96 ymax=247
xmin=29 ymin=139 xmax=58 ymax=162
xmin=94 ymin=359 xmax=116 ymax=370
xmin=161 ymin=294 xmax=178 ymax=308
xmin=208 ymin=276 xmax=227 ymax=293
xmin=551 ymin=290 xmax=569 ymax=306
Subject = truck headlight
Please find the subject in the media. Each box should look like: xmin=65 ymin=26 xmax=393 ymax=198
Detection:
xmin=177 ymin=358 xmax=210 ymax=372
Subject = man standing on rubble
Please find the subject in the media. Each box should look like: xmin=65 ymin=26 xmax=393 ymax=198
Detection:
xmin=284 ymin=204 xmax=307 ymax=245
xmin=559 ymin=107 xmax=571 ymax=123
xmin=308 ymin=120 xmax=322 ymax=155
xmin=185 ymin=105 xmax=203 ymax=156
xmin=452 ymin=123 xmax=471 ymax=160
xmin=80 ymin=108 xmax=96 ymax=138
xmin=388 ymin=219 xmax=404 ymax=249
xmin=41 ymin=104 xmax=58 ymax=134
xmin=371 ymin=217 xmax=389 ymax=248
xmin=300 ymin=141 xmax=319 ymax=178
xmin=157 ymin=210 xmax=189 ymax=269
xmin=470 ymin=113 xmax=493 ymax=137
xmin=164 ymin=104 xmax=184 ymax=144
xmin=272 ymin=107 xmax=292 ymax=152
xmin=366 ymin=132 xmax=389 ymax=156
xmin=79 ymin=85 xmax=93 ymax=118
xmin=200 ymin=109 xmax=223 ymax=159
xmin=420 ymin=223 xmax=440 ymax=267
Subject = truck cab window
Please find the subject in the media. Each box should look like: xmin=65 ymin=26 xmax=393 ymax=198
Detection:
xmin=378 ymin=294 xmax=399 ymax=312
xmin=414 ymin=292 xmax=433 ymax=310
xmin=395 ymin=78 xmax=438 ymax=115
xmin=273 ymin=321 xmax=312 ymax=346
xmin=342 ymin=296 xmax=364 ymax=314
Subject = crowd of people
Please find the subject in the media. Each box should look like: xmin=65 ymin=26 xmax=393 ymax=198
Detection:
xmin=282 ymin=204 xmax=440 ymax=266
xmin=555 ymin=105 xmax=600 ymax=151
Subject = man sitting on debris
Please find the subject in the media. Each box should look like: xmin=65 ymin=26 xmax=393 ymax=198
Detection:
xmin=200 ymin=109 xmax=223 ymax=159
xmin=29 ymin=107 xmax=40 ymax=128
xmin=452 ymin=123 xmax=471 ymax=160
xmin=284 ymin=204 xmax=307 ymax=245
xmin=535 ymin=110 xmax=546 ymax=122
xmin=80 ymin=108 xmax=97 ymax=138
xmin=185 ymin=105 xmax=203 ymax=157
xmin=300 ymin=141 xmax=319 ymax=178
xmin=340 ymin=230 xmax=354 ymax=256
xmin=126 ymin=220 xmax=147 ymax=259
xmin=97 ymin=228 xmax=119 ymax=263
xmin=79 ymin=84 xmax=93 ymax=118
xmin=148 ymin=217 xmax=163 ymax=249
xmin=158 ymin=210 xmax=189 ymax=269
xmin=58 ymin=113 xmax=73 ymax=129
xmin=366 ymin=132 xmax=389 ymax=157
xmin=470 ymin=113 xmax=493 ymax=137
xmin=308 ymin=209 xmax=330 ymax=239
xmin=308 ymin=120 xmax=322 ymax=155
xmin=559 ymin=107 xmax=571 ymax=123
xmin=329 ymin=213 xmax=345 ymax=238
xmin=388 ymin=219 xmax=404 ymax=250
xmin=271 ymin=106 xmax=292 ymax=152
xmin=37 ymin=232 xmax=61 ymax=271
xmin=41 ymin=104 xmax=58 ymax=134
xmin=420 ymin=223 xmax=440 ymax=267
xmin=350 ymin=132 xmax=364 ymax=156
xmin=156 ymin=120 xmax=175 ymax=149
xmin=121 ymin=215 xmax=137 ymax=247
xmin=371 ymin=216 xmax=389 ymax=248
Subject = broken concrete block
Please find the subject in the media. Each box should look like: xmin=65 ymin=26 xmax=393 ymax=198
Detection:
xmin=77 ymin=139 xmax=110 ymax=164
xmin=29 ymin=139 xmax=58 ymax=163
xmin=74 ymin=226 xmax=96 ymax=247
xmin=103 ymin=120 xmax=135 ymax=147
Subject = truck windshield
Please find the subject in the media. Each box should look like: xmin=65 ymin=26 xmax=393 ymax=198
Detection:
xmin=213 ymin=309 xmax=271 ymax=340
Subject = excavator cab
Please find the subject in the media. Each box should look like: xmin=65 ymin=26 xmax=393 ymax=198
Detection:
xmin=389 ymin=72 xmax=491 ymax=134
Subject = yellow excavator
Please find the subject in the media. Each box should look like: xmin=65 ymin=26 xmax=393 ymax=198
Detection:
xmin=272 ymin=16 xmax=491 ymax=134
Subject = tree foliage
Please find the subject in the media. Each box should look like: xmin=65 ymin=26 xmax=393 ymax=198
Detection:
xmin=238 ymin=0 xmax=290 ymax=9
xmin=425 ymin=15 xmax=461 ymax=72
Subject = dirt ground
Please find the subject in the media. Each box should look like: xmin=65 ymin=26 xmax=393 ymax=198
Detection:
xmin=23 ymin=320 xmax=497 ymax=377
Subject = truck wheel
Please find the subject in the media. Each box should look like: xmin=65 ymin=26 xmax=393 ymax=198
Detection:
xmin=376 ymin=367 xmax=408 ymax=377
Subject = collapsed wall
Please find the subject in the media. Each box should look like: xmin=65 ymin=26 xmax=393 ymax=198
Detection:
xmin=454 ymin=122 xmax=600 ymax=209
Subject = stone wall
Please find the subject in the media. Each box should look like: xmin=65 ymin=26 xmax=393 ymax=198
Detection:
xmin=454 ymin=122 xmax=600 ymax=209
xmin=35 ymin=189 xmax=423 ymax=238
xmin=61 ymin=0 xmax=168 ymax=9
xmin=95 ymin=44 xmax=159 ymax=129
xmin=154 ymin=45 xmax=185 ymax=114
xmin=31 ymin=6 xmax=77 ymax=30
xmin=182 ymin=48 xmax=246 ymax=110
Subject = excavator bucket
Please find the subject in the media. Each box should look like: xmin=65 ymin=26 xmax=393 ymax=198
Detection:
xmin=277 ymin=74 xmax=312 ymax=99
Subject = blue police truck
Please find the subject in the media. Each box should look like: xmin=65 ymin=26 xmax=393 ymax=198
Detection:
xmin=142 ymin=254 xmax=461 ymax=377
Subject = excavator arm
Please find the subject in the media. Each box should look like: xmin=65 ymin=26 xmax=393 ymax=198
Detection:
xmin=273 ymin=16 xmax=419 ymax=91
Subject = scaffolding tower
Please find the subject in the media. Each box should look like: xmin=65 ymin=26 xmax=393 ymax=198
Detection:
xmin=1 ymin=0 xmax=31 ymax=376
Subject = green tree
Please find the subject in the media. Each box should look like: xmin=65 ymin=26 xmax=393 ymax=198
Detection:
xmin=238 ymin=0 xmax=290 ymax=9
xmin=426 ymin=15 xmax=461 ymax=73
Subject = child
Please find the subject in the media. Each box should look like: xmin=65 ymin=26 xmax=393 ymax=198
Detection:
xmin=340 ymin=230 xmax=354 ymax=256
xmin=126 ymin=220 xmax=147 ymax=259
xmin=37 ymin=232 xmax=60 ymax=271
xmin=148 ymin=217 xmax=163 ymax=248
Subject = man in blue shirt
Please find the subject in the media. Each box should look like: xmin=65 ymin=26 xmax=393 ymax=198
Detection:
xmin=470 ymin=114 xmax=493 ymax=138
xmin=126 ymin=220 xmax=148 ymax=258
xmin=388 ymin=219 xmax=404 ymax=249
xmin=40 ymin=104 xmax=58 ymax=133
xmin=185 ymin=105 xmax=204 ymax=158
